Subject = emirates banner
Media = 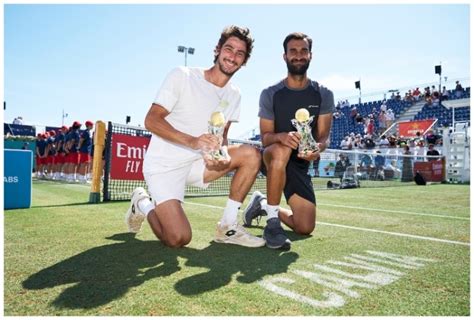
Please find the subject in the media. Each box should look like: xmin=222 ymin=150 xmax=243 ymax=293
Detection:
xmin=398 ymin=119 xmax=435 ymax=137
xmin=413 ymin=160 xmax=445 ymax=182
xmin=110 ymin=133 xmax=151 ymax=180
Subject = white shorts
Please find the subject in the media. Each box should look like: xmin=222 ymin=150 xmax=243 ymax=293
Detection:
xmin=144 ymin=158 xmax=209 ymax=206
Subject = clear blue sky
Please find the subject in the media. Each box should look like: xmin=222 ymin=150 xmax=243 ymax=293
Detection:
xmin=4 ymin=3 xmax=470 ymax=138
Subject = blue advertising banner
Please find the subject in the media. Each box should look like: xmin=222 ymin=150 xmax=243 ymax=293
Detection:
xmin=4 ymin=149 xmax=32 ymax=209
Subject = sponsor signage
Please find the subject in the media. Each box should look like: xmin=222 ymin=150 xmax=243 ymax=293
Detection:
xmin=4 ymin=149 xmax=32 ymax=209
xmin=414 ymin=160 xmax=445 ymax=182
xmin=398 ymin=120 xmax=435 ymax=137
xmin=110 ymin=133 xmax=150 ymax=180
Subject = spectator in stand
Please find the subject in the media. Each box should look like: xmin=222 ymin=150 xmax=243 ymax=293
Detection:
xmin=350 ymin=105 xmax=358 ymax=124
xmin=380 ymin=100 xmax=387 ymax=113
xmin=386 ymin=108 xmax=395 ymax=128
xmin=55 ymin=126 xmax=68 ymax=180
xmin=378 ymin=110 xmax=387 ymax=135
xmin=455 ymin=80 xmax=463 ymax=98
xmin=414 ymin=131 xmax=423 ymax=144
xmin=395 ymin=92 xmax=401 ymax=100
xmin=77 ymin=120 xmax=94 ymax=183
xmin=365 ymin=118 xmax=375 ymax=137
xmin=424 ymin=87 xmax=431 ymax=100
xmin=64 ymin=121 xmax=82 ymax=182
xmin=441 ymin=86 xmax=449 ymax=101
xmin=35 ymin=133 xmax=48 ymax=178
xmin=388 ymin=134 xmax=397 ymax=147
xmin=432 ymin=91 xmax=440 ymax=106
xmin=371 ymin=106 xmax=378 ymax=116
xmin=404 ymin=92 xmax=412 ymax=103
xmin=333 ymin=109 xmax=344 ymax=119
xmin=45 ymin=130 xmax=57 ymax=179
xmin=379 ymin=134 xmax=389 ymax=148
xmin=425 ymin=96 xmax=433 ymax=107
xmin=425 ymin=129 xmax=438 ymax=145
xmin=414 ymin=140 xmax=425 ymax=160
xmin=12 ymin=116 xmax=24 ymax=125
xmin=426 ymin=143 xmax=440 ymax=161
xmin=364 ymin=135 xmax=376 ymax=149
xmin=340 ymin=136 xmax=351 ymax=150
xmin=413 ymin=87 xmax=421 ymax=101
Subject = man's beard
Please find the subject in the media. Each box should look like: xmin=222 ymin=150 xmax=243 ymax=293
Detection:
xmin=217 ymin=55 xmax=240 ymax=77
xmin=286 ymin=59 xmax=310 ymax=76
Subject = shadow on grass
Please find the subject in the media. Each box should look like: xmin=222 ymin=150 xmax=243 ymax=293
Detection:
xmin=22 ymin=233 xmax=298 ymax=310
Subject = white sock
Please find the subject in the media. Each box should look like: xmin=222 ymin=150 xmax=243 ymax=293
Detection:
xmin=220 ymin=198 xmax=242 ymax=227
xmin=137 ymin=197 xmax=155 ymax=216
xmin=260 ymin=198 xmax=268 ymax=211
xmin=266 ymin=204 xmax=280 ymax=220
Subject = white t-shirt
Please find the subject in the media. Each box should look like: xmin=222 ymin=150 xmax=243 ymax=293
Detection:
xmin=144 ymin=67 xmax=241 ymax=171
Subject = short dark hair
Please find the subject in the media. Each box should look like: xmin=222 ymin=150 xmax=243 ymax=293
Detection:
xmin=283 ymin=32 xmax=312 ymax=53
xmin=214 ymin=25 xmax=254 ymax=64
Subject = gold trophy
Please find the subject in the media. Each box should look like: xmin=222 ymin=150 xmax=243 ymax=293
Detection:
xmin=291 ymin=108 xmax=319 ymax=155
xmin=203 ymin=111 xmax=230 ymax=161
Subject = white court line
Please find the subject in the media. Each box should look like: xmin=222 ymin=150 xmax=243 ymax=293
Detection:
xmin=183 ymin=201 xmax=470 ymax=247
xmin=318 ymin=222 xmax=469 ymax=246
xmin=318 ymin=203 xmax=470 ymax=221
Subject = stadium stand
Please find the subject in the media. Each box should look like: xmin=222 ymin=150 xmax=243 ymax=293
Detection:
xmin=329 ymin=98 xmax=412 ymax=149
xmin=329 ymin=87 xmax=470 ymax=149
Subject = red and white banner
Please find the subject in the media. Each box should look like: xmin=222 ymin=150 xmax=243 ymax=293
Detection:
xmin=413 ymin=160 xmax=445 ymax=182
xmin=398 ymin=120 xmax=435 ymax=137
xmin=110 ymin=133 xmax=151 ymax=180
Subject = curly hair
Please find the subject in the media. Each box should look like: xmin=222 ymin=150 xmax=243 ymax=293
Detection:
xmin=213 ymin=25 xmax=254 ymax=64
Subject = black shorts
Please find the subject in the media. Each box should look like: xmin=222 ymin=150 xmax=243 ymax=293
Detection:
xmin=260 ymin=151 xmax=316 ymax=205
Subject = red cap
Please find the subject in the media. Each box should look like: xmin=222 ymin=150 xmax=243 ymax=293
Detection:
xmin=85 ymin=120 xmax=94 ymax=127
xmin=61 ymin=125 xmax=68 ymax=130
xmin=41 ymin=133 xmax=47 ymax=139
xmin=73 ymin=121 xmax=82 ymax=127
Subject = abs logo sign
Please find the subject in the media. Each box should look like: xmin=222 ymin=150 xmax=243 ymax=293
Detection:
xmin=4 ymin=176 xmax=19 ymax=183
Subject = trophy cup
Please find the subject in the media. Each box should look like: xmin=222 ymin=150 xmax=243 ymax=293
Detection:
xmin=291 ymin=108 xmax=319 ymax=155
xmin=203 ymin=111 xmax=230 ymax=161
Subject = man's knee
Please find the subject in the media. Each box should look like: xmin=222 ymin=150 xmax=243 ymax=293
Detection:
xmin=293 ymin=223 xmax=315 ymax=235
xmin=165 ymin=232 xmax=192 ymax=248
xmin=238 ymin=145 xmax=261 ymax=168
xmin=265 ymin=144 xmax=291 ymax=169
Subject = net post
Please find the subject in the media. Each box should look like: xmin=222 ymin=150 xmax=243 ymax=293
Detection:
xmin=89 ymin=121 xmax=106 ymax=203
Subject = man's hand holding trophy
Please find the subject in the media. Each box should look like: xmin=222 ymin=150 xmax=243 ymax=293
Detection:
xmin=291 ymin=108 xmax=320 ymax=161
xmin=201 ymin=111 xmax=231 ymax=170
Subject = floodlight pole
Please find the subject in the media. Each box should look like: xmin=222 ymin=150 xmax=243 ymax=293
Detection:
xmin=178 ymin=45 xmax=195 ymax=66
xmin=62 ymin=109 xmax=68 ymax=126
xmin=438 ymin=63 xmax=442 ymax=95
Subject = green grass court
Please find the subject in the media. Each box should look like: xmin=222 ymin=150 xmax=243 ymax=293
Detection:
xmin=4 ymin=181 xmax=470 ymax=316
